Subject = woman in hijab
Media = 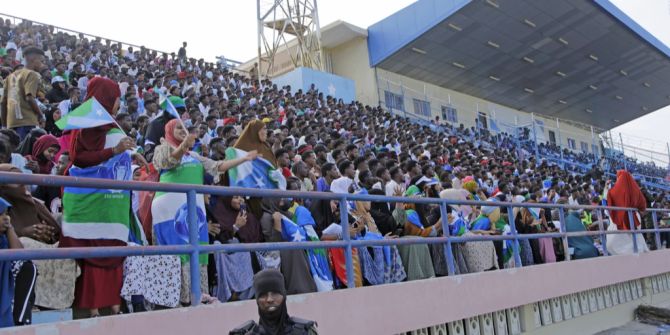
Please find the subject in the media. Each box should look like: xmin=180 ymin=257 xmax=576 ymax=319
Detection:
xmin=606 ymin=170 xmax=649 ymax=254
xmin=607 ymin=170 xmax=647 ymax=231
xmin=230 ymin=119 xmax=277 ymax=220
xmin=209 ymin=197 xmax=256 ymax=302
xmin=259 ymin=197 xmax=317 ymax=295
xmin=350 ymin=191 xmax=406 ymax=285
xmin=151 ymin=119 xmax=256 ymax=306
xmin=23 ymin=134 xmax=60 ymax=175
xmin=384 ymin=186 xmax=437 ymax=281
xmin=58 ymin=77 xmax=139 ymax=317
xmin=213 ymin=195 xmax=262 ymax=244
xmin=44 ymin=106 xmax=63 ymax=137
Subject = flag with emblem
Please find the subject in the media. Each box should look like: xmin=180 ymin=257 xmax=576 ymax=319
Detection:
xmin=61 ymin=152 xmax=132 ymax=241
xmin=225 ymin=147 xmax=286 ymax=190
xmin=281 ymin=208 xmax=334 ymax=292
xmin=55 ymin=97 xmax=116 ymax=130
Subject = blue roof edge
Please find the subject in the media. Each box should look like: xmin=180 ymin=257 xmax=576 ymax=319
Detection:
xmin=593 ymin=0 xmax=670 ymax=59
xmin=366 ymin=0 xmax=472 ymax=67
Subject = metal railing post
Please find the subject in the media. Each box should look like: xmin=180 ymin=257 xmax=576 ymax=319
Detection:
xmin=340 ymin=198 xmax=354 ymax=288
xmin=628 ymin=210 xmax=639 ymax=253
xmin=187 ymin=190 xmax=201 ymax=306
xmin=558 ymin=208 xmax=570 ymax=261
xmin=439 ymin=202 xmax=456 ymax=276
xmin=652 ymin=211 xmax=661 ymax=250
xmin=596 ymin=209 xmax=608 ymax=256
xmin=506 ymin=206 xmax=523 ymax=267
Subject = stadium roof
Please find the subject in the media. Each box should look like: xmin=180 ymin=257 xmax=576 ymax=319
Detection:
xmin=367 ymin=0 xmax=670 ymax=130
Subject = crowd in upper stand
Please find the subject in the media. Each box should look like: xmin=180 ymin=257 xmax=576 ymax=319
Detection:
xmin=0 ymin=18 xmax=668 ymax=327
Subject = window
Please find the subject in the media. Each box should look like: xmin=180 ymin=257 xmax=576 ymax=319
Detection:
xmin=477 ymin=112 xmax=488 ymax=129
xmin=580 ymin=141 xmax=589 ymax=153
xmin=567 ymin=138 xmax=576 ymax=150
xmin=413 ymin=98 xmax=431 ymax=117
xmin=441 ymin=106 xmax=458 ymax=123
xmin=384 ymin=91 xmax=404 ymax=111
xmin=548 ymin=130 xmax=556 ymax=145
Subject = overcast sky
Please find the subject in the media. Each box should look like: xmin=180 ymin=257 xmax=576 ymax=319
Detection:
xmin=5 ymin=0 xmax=670 ymax=157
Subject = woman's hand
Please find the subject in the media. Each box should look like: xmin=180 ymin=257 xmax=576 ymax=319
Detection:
xmin=24 ymin=160 xmax=39 ymax=173
xmin=234 ymin=211 xmax=248 ymax=229
xmin=132 ymin=153 xmax=148 ymax=170
xmin=18 ymin=222 xmax=56 ymax=242
xmin=113 ymin=137 xmax=136 ymax=155
xmin=180 ymin=134 xmax=197 ymax=150
xmin=272 ymin=212 xmax=283 ymax=232
xmin=208 ymin=221 xmax=221 ymax=236
xmin=272 ymin=212 xmax=282 ymax=224
xmin=384 ymin=232 xmax=398 ymax=239
xmin=245 ymin=150 xmax=258 ymax=161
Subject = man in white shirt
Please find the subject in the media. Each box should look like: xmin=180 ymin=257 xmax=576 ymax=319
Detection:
xmin=78 ymin=69 xmax=95 ymax=98
xmin=385 ymin=166 xmax=405 ymax=197
xmin=57 ymin=87 xmax=80 ymax=116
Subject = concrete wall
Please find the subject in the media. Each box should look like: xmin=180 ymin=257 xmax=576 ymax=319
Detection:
xmin=327 ymin=37 xmax=379 ymax=107
xmin=5 ymin=249 xmax=670 ymax=335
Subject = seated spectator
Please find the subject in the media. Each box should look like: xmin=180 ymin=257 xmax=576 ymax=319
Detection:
xmin=562 ymin=198 xmax=599 ymax=260
xmin=23 ymin=134 xmax=59 ymax=175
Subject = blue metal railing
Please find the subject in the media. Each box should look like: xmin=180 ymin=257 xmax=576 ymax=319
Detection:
xmin=0 ymin=172 xmax=669 ymax=308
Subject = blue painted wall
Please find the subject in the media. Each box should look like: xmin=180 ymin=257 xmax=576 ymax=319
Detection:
xmin=367 ymin=0 xmax=471 ymax=66
xmin=272 ymin=67 xmax=356 ymax=102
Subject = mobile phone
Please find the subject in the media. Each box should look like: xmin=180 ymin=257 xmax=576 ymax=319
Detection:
xmin=240 ymin=203 xmax=247 ymax=213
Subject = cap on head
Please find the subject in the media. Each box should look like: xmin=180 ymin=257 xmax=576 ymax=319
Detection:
xmin=253 ymin=269 xmax=286 ymax=297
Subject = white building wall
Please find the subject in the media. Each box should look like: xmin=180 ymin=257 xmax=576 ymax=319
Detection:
xmin=371 ymin=68 xmax=600 ymax=156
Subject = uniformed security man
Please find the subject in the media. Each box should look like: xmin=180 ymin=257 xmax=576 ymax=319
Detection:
xmin=229 ymin=269 xmax=318 ymax=335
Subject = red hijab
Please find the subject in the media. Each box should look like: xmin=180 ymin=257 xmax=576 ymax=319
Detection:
xmin=607 ymin=170 xmax=647 ymax=230
xmin=25 ymin=134 xmax=60 ymax=174
xmin=68 ymin=77 xmax=121 ymax=165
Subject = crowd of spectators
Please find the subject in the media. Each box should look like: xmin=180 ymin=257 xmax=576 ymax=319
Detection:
xmin=0 ymin=18 xmax=668 ymax=327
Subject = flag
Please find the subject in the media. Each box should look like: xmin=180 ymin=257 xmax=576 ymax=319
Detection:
xmin=157 ymin=92 xmax=181 ymax=119
xmin=528 ymin=207 xmax=542 ymax=220
xmin=225 ymin=147 xmax=286 ymax=190
xmin=449 ymin=213 xmax=467 ymax=236
xmin=55 ymin=97 xmax=116 ymax=130
xmin=282 ymin=207 xmax=334 ymax=292
xmin=62 ymin=152 xmax=132 ymax=241
xmin=151 ymin=154 xmax=209 ymax=264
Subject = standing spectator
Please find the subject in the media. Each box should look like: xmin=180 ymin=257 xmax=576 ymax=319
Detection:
xmin=1 ymin=46 xmax=45 ymax=140
xmin=178 ymin=42 xmax=187 ymax=62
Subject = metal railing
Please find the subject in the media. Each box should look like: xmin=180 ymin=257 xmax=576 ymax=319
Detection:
xmin=0 ymin=172 xmax=668 ymax=309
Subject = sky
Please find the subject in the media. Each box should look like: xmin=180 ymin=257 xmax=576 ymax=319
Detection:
xmin=5 ymin=0 xmax=670 ymax=159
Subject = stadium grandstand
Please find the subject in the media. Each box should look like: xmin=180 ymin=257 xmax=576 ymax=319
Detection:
xmin=0 ymin=0 xmax=669 ymax=334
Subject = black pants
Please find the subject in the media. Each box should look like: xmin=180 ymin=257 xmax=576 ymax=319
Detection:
xmin=13 ymin=261 xmax=37 ymax=326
